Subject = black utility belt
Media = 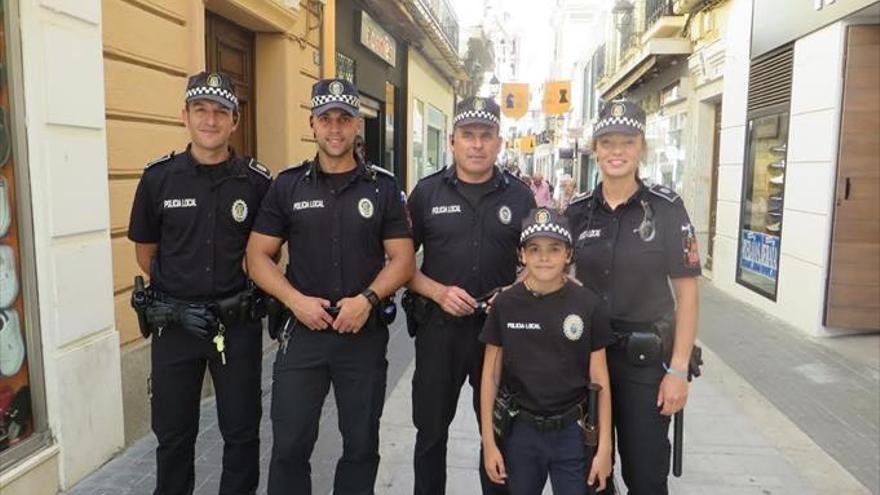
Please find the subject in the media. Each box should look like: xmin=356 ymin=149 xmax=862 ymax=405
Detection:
xmin=611 ymin=318 xmax=672 ymax=367
xmin=159 ymin=289 xmax=259 ymax=326
xmin=266 ymin=295 xmax=397 ymax=341
xmin=517 ymin=402 xmax=584 ymax=433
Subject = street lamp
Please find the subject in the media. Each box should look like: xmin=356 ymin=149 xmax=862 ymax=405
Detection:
xmin=489 ymin=74 xmax=501 ymax=98
xmin=612 ymin=0 xmax=634 ymax=33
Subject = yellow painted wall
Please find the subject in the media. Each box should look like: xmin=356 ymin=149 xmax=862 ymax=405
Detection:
xmin=103 ymin=0 xmax=325 ymax=347
xmin=406 ymin=47 xmax=456 ymax=191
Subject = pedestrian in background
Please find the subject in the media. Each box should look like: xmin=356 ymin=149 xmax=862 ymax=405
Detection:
xmin=565 ymin=99 xmax=700 ymax=494
xmin=556 ymin=174 xmax=576 ymax=211
xmin=246 ymin=78 xmax=415 ymax=495
xmin=128 ymin=71 xmax=271 ymax=495
xmin=530 ymin=173 xmax=554 ymax=208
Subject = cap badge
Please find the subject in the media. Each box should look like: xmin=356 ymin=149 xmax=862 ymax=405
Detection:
xmin=498 ymin=205 xmax=512 ymax=225
xmin=329 ymin=81 xmax=344 ymax=96
xmin=563 ymin=314 xmax=584 ymax=341
xmin=474 ymin=99 xmax=485 ymax=111
xmin=610 ymin=103 xmax=626 ymax=118
xmin=231 ymin=199 xmax=248 ymax=223
xmin=535 ymin=209 xmax=551 ymax=225
xmin=358 ymin=198 xmax=374 ymax=219
xmin=207 ymin=73 xmax=222 ymax=88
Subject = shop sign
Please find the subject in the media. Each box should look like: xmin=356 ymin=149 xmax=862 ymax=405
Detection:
xmin=739 ymin=229 xmax=780 ymax=280
xmin=360 ymin=11 xmax=396 ymax=67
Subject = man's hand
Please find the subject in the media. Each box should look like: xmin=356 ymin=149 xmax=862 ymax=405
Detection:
xmin=657 ymin=372 xmax=689 ymax=416
xmin=433 ymin=285 xmax=477 ymax=317
xmin=178 ymin=305 xmax=218 ymax=341
xmin=333 ymin=294 xmax=372 ymax=333
xmin=482 ymin=443 xmax=507 ymax=485
xmin=287 ymin=293 xmax=334 ymax=331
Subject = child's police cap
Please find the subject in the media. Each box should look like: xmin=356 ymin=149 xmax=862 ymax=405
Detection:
xmin=185 ymin=71 xmax=238 ymax=110
xmin=520 ymin=208 xmax=572 ymax=246
xmin=311 ymin=78 xmax=360 ymax=117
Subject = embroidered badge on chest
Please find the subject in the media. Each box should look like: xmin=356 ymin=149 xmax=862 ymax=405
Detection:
xmin=358 ymin=198 xmax=375 ymax=219
xmin=562 ymin=314 xmax=584 ymax=341
xmin=231 ymin=199 xmax=248 ymax=223
xmin=498 ymin=205 xmax=512 ymax=225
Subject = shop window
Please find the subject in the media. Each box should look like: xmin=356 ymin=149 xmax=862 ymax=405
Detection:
xmin=425 ymin=105 xmax=446 ymax=176
xmin=736 ymin=45 xmax=793 ymax=300
xmin=644 ymin=111 xmax=687 ymax=191
xmin=336 ymin=52 xmax=356 ymax=84
xmin=736 ymin=111 xmax=789 ymax=299
xmin=2 ymin=0 xmax=47 ymax=466
xmin=412 ymin=99 xmax=425 ymax=179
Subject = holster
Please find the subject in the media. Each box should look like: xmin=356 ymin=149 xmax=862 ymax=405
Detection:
xmin=130 ymin=275 xmax=153 ymax=338
xmin=265 ymin=295 xmax=290 ymax=340
xmin=401 ymin=290 xmax=430 ymax=337
xmin=492 ymin=385 xmax=519 ymax=446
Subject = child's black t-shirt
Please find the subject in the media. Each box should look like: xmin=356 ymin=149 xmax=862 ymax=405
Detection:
xmin=480 ymin=280 xmax=615 ymax=414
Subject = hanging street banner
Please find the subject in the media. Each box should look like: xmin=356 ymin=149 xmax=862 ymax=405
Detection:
xmin=500 ymin=83 xmax=529 ymax=119
xmin=542 ymin=80 xmax=572 ymax=115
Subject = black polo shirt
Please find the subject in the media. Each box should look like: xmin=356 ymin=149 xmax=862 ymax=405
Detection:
xmin=252 ymin=158 xmax=411 ymax=303
xmin=480 ymin=281 xmax=614 ymax=414
xmin=408 ymin=166 xmax=536 ymax=298
xmin=565 ymin=182 xmax=702 ymax=323
xmin=128 ymin=147 xmax=272 ymax=301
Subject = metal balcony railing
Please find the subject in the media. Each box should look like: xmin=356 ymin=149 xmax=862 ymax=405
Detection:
xmin=645 ymin=0 xmax=676 ymax=30
xmin=416 ymin=0 xmax=460 ymax=51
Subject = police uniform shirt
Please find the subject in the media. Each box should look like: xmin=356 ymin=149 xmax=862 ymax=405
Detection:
xmin=479 ymin=281 xmax=614 ymax=414
xmin=408 ymin=166 xmax=536 ymax=298
xmin=252 ymin=158 xmax=410 ymax=303
xmin=565 ymin=182 xmax=702 ymax=323
xmin=128 ymin=147 xmax=272 ymax=301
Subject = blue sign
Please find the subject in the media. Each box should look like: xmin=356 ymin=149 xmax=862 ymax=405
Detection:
xmin=740 ymin=230 xmax=780 ymax=280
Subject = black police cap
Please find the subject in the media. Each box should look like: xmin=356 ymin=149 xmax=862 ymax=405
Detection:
xmin=311 ymin=78 xmax=360 ymax=116
xmin=454 ymin=96 xmax=501 ymax=128
xmin=185 ymin=71 xmax=238 ymax=110
xmin=594 ymin=99 xmax=646 ymax=137
xmin=520 ymin=208 xmax=572 ymax=246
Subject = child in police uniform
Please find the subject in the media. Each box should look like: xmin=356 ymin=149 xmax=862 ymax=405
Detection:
xmin=479 ymin=207 xmax=614 ymax=494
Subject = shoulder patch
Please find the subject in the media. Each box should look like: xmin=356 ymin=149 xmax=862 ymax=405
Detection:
xmin=369 ymin=164 xmax=395 ymax=178
xmin=648 ymin=184 xmax=680 ymax=203
xmin=247 ymin=158 xmax=271 ymax=180
xmin=569 ymin=190 xmax=594 ymax=206
xmin=144 ymin=152 xmax=174 ymax=170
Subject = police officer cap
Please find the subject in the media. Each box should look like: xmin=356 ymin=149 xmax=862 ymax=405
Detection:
xmin=185 ymin=71 xmax=239 ymax=111
xmin=520 ymin=208 xmax=572 ymax=246
xmin=311 ymin=78 xmax=360 ymax=117
xmin=594 ymin=99 xmax=646 ymax=137
xmin=454 ymin=96 xmax=500 ymax=128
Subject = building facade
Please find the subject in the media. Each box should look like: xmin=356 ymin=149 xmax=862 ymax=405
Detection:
xmin=1 ymin=0 xmax=328 ymax=493
xmin=712 ymin=0 xmax=879 ymax=336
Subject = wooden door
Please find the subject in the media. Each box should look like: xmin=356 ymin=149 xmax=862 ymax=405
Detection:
xmin=205 ymin=13 xmax=256 ymax=158
xmin=825 ymin=25 xmax=880 ymax=330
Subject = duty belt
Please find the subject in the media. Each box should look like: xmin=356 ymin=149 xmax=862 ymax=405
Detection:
xmin=158 ymin=288 xmax=255 ymax=326
xmin=517 ymin=402 xmax=584 ymax=433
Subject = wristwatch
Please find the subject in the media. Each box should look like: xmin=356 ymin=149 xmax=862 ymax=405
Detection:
xmin=361 ymin=288 xmax=380 ymax=307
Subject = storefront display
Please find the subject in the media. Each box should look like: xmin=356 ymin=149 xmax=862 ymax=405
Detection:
xmin=736 ymin=111 xmax=790 ymax=299
xmin=0 ymin=1 xmax=34 ymax=456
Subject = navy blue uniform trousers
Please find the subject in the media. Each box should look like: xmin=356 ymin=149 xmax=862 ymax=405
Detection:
xmin=268 ymin=323 xmax=389 ymax=495
xmin=412 ymin=310 xmax=507 ymax=495
xmin=150 ymin=319 xmax=263 ymax=495
xmin=504 ymin=421 xmax=592 ymax=495
xmin=605 ymin=346 xmax=671 ymax=495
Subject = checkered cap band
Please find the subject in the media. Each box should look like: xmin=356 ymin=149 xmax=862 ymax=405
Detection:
xmin=454 ymin=110 xmax=500 ymax=126
xmin=311 ymin=94 xmax=360 ymax=110
xmin=595 ymin=115 xmax=645 ymax=133
xmin=186 ymin=86 xmax=239 ymax=107
xmin=520 ymin=223 xmax=572 ymax=244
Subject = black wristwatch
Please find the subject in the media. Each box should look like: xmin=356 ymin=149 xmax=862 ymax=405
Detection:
xmin=361 ymin=288 xmax=380 ymax=307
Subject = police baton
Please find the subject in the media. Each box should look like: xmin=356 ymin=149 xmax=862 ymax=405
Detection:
xmin=672 ymin=409 xmax=683 ymax=477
